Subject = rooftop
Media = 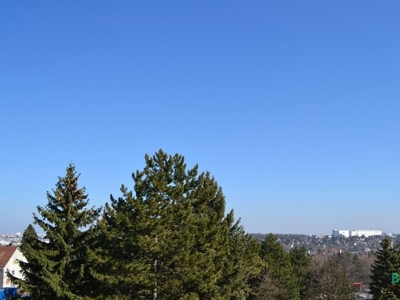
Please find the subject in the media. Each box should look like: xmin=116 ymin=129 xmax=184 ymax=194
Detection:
xmin=0 ymin=246 xmax=18 ymax=269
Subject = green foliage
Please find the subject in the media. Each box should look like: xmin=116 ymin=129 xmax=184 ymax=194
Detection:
xmin=370 ymin=236 xmax=400 ymax=299
xmin=289 ymin=246 xmax=313 ymax=299
xmin=8 ymin=224 xmax=44 ymax=295
xmin=217 ymin=216 xmax=262 ymax=299
xmin=8 ymin=164 xmax=101 ymax=300
xmin=91 ymin=150 xmax=260 ymax=299
xmin=8 ymin=152 xmax=371 ymax=300
xmin=251 ymin=233 xmax=299 ymax=300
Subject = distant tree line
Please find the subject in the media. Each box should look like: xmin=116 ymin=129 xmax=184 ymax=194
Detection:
xmin=5 ymin=150 xmax=393 ymax=299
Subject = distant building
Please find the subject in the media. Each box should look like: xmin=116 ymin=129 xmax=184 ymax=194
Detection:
xmin=332 ymin=229 xmax=382 ymax=238
xmin=350 ymin=229 xmax=382 ymax=237
xmin=332 ymin=230 xmax=350 ymax=238
xmin=0 ymin=245 xmax=25 ymax=288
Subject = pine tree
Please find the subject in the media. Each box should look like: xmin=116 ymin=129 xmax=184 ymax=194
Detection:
xmin=217 ymin=215 xmax=262 ymax=299
xmin=289 ymin=246 xmax=313 ymax=300
xmin=91 ymin=150 xmax=258 ymax=299
xmin=370 ymin=236 xmax=400 ymax=299
xmin=253 ymin=233 xmax=300 ymax=300
xmin=8 ymin=164 xmax=101 ymax=300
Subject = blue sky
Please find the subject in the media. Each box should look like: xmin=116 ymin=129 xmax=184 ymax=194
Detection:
xmin=1 ymin=1 xmax=400 ymax=235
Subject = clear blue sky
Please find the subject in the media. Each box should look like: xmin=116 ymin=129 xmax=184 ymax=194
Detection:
xmin=1 ymin=1 xmax=399 ymax=235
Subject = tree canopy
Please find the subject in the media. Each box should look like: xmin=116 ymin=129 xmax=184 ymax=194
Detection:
xmin=6 ymin=152 xmax=380 ymax=300
xmin=91 ymin=150 xmax=261 ymax=299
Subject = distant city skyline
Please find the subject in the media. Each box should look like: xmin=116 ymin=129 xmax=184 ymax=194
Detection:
xmin=2 ymin=1 xmax=400 ymax=234
xmin=0 ymin=228 xmax=395 ymax=237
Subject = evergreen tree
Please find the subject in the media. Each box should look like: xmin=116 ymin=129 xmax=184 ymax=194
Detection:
xmin=8 ymin=224 xmax=45 ymax=296
xmin=8 ymin=164 xmax=101 ymax=300
xmin=21 ymin=224 xmax=37 ymax=245
xmin=91 ymin=150 xmax=258 ymax=299
xmin=370 ymin=236 xmax=400 ymax=299
xmin=289 ymin=246 xmax=313 ymax=300
xmin=19 ymin=224 xmax=41 ymax=264
xmin=217 ymin=216 xmax=262 ymax=299
xmin=252 ymin=233 xmax=299 ymax=300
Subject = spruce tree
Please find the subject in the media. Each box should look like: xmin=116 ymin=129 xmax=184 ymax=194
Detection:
xmin=91 ymin=150 xmax=258 ymax=299
xmin=21 ymin=224 xmax=37 ymax=245
xmin=8 ymin=164 xmax=101 ymax=300
xmin=19 ymin=224 xmax=41 ymax=262
xmin=370 ymin=236 xmax=400 ymax=299
xmin=8 ymin=224 xmax=45 ymax=295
